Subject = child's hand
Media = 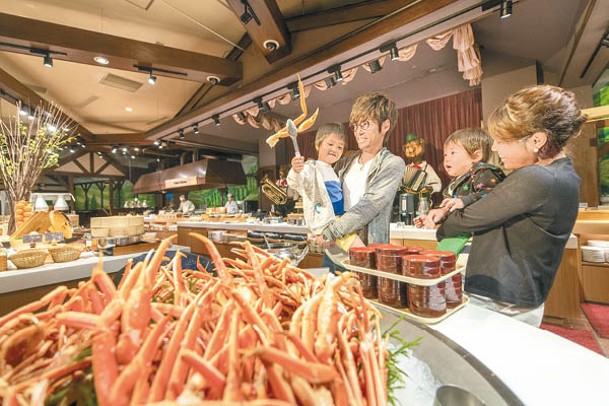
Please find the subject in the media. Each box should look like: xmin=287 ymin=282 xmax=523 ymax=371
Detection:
xmin=441 ymin=198 xmax=465 ymax=212
xmin=291 ymin=156 xmax=305 ymax=173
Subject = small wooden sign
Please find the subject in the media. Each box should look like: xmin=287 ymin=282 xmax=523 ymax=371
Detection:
xmin=165 ymin=176 xmax=197 ymax=188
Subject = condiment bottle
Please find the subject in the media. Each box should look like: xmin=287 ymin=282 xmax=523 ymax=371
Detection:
xmin=420 ymin=250 xmax=461 ymax=308
xmin=348 ymin=247 xmax=377 ymax=299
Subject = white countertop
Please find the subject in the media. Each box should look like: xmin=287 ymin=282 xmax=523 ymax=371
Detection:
xmin=389 ymin=224 xmax=578 ymax=249
xmin=390 ymin=224 xmax=438 ymax=241
xmin=177 ymin=221 xmax=309 ymax=234
xmin=433 ymin=305 xmax=609 ymax=404
xmin=0 ymin=245 xmax=190 ymax=294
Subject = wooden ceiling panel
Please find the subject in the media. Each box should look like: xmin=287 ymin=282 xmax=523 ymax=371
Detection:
xmin=0 ymin=13 xmax=243 ymax=85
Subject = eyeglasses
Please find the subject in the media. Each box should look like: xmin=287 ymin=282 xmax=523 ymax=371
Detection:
xmin=349 ymin=120 xmax=372 ymax=133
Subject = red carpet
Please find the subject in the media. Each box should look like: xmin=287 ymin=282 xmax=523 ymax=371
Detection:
xmin=540 ymin=323 xmax=603 ymax=355
xmin=582 ymin=303 xmax=609 ymax=339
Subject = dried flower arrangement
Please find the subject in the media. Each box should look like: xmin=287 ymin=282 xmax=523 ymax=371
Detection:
xmin=0 ymin=101 xmax=75 ymax=232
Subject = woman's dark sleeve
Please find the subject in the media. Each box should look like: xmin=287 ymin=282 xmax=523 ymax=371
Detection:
xmin=438 ymin=166 xmax=552 ymax=239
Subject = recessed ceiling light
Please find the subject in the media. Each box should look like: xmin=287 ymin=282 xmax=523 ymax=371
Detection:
xmin=125 ymin=106 xmax=133 ymax=112
xmin=94 ymin=56 xmax=110 ymax=65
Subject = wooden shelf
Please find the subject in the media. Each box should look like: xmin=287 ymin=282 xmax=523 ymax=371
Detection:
xmin=582 ymin=261 xmax=609 ymax=268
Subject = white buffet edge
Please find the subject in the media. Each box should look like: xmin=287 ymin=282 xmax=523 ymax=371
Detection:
xmin=432 ymin=305 xmax=609 ymax=405
xmin=0 ymin=245 xmax=191 ymax=294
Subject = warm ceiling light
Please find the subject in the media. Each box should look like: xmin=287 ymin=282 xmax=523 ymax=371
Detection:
xmin=43 ymin=55 xmax=53 ymax=68
xmin=94 ymin=56 xmax=110 ymax=65
xmin=192 ymin=124 xmax=200 ymax=134
xmin=178 ymin=129 xmax=185 ymax=139
xmin=212 ymin=114 xmax=221 ymax=126
xmin=207 ymin=75 xmax=220 ymax=85
xmin=368 ymin=59 xmax=382 ymax=74
xmin=134 ymin=147 xmax=140 ymax=151
xmin=154 ymin=140 xmax=160 ymax=146
xmin=500 ymin=0 xmax=512 ymax=18
xmin=148 ymin=73 xmax=157 ymax=85
xmin=125 ymin=107 xmax=133 ymax=112
xmin=112 ymin=145 xmax=118 ymax=153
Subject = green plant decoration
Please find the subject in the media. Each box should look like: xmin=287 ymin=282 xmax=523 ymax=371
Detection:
xmin=0 ymin=102 xmax=75 ymax=232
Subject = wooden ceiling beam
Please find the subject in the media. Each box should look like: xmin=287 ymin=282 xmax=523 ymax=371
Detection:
xmin=285 ymin=0 xmax=412 ymax=32
xmin=226 ymin=0 xmax=291 ymax=64
xmin=148 ymin=0 xmax=457 ymax=139
xmin=0 ymin=12 xmax=242 ymax=85
xmin=81 ymin=133 xmax=154 ymax=147
xmin=0 ymin=67 xmax=94 ymax=137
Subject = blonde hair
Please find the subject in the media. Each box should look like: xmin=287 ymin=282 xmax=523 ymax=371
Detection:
xmin=487 ymin=85 xmax=587 ymax=159
xmin=445 ymin=128 xmax=493 ymax=162
xmin=315 ymin=123 xmax=347 ymax=151
xmin=349 ymin=92 xmax=397 ymax=142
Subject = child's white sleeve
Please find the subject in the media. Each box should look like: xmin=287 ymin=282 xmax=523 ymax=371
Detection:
xmin=287 ymin=163 xmax=314 ymax=197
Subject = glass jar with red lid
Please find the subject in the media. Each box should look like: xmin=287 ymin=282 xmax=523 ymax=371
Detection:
xmin=348 ymin=246 xmax=377 ymax=299
xmin=373 ymin=244 xmax=409 ymax=308
xmin=420 ymin=249 xmax=462 ymax=308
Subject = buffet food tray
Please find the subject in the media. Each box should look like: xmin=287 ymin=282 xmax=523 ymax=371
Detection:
xmin=371 ymin=295 xmax=469 ymax=325
xmin=340 ymin=259 xmax=465 ymax=286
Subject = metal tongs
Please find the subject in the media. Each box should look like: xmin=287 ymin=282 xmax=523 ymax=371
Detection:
xmin=286 ymin=119 xmax=301 ymax=157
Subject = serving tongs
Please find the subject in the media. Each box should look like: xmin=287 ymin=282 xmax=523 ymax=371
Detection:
xmin=286 ymin=119 xmax=301 ymax=157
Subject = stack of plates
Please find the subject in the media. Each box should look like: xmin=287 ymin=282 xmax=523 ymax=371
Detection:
xmin=582 ymin=246 xmax=608 ymax=263
xmin=587 ymin=240 xmax=609 ymax=262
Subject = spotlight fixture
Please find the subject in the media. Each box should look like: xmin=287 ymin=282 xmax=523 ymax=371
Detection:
xmin=325 ymin=77 xmax=336 ymax=88
xmin=212 ymin=114 xmax=221 ymax=126
xmin=254 ymin=97 xmax=268 ymax=111
xmin=236 ymin=111 xmax=247 ymax=121
xmin=328 ymin=65 xmax=343 ymax=82
xmin=43 ymin=55 xmax=53 ymax=68
xmin=147 ymin=73 xmax=157 ymax=85
xmin=134 ymin=147 xmax=140 ymax=152
xmin=287 ymin=82 xmax=300 ymax=100
xmin=207 ymin=75 xmax=220 ymax=85
xmin=112 ymin=145 xmax=118 ymax=153
xmin=178 ymin=129 xmax=185 ymax=139
xmin=134 ymin=65 xmax=187 ymax=83
xmin=240 ymin=0 xmax=260 ymax=25
xmin=500 ymin=0 xmax=512 ymax=18
xmin=192 ymin=124 xmax=200 ymax=135
xmin=380 ymin=42 xmax=400 ymax=61
xmin=368 ymin=59 xmax=382 ymax=74
xmin=69 ymin=147 xmax=76 ymax=154
xmin=154 ymin=140 xmax=160 ymax=146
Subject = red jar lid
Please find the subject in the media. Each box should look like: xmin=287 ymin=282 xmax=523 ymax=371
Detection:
xmin=403 ymin=254 xmax=441 ymax=267
xmin=402 ymin=246 xmax=423 ymax=255
xmin=375 ymin=245 xmax=408 ymax=254
xmin=349 ymin=247 xmax=376 ymax=254
xmin=419 ymin=250 xmax=456 ymax=261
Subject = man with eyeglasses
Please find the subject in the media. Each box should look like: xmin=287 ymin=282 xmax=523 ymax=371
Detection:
xmin=317 ymin=92 xmax=405 ymax=267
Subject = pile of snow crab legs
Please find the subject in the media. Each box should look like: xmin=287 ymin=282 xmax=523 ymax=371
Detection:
xmin=0 ymin=234 xmax=389 ymax=405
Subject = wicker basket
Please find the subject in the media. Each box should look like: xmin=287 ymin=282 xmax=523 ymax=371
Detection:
xmin=48 ymin=245 xmax=84 ymax=263
xmin=9 ymin=249 xmax=48 ymax=269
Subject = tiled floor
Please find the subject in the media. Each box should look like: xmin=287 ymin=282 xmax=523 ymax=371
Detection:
xmin=543 ymin=309 xmax=609 ymax=357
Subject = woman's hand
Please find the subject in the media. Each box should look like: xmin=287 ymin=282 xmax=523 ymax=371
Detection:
xmin=291 ymin=156 xmax=305 ymax=173
xmin=415 ymin=208 xmax=447 ymax=229
xmin=441 ymin=198 xmax=465 ymax=212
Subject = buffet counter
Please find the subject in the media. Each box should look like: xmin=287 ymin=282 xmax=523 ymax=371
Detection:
xmin=430 ymin=304 xmax=609 ymax=404
xmin=177 ymin=221 xmax=324 ymax=268
xmin=0 ymin=245 xmax=190 ymax=315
